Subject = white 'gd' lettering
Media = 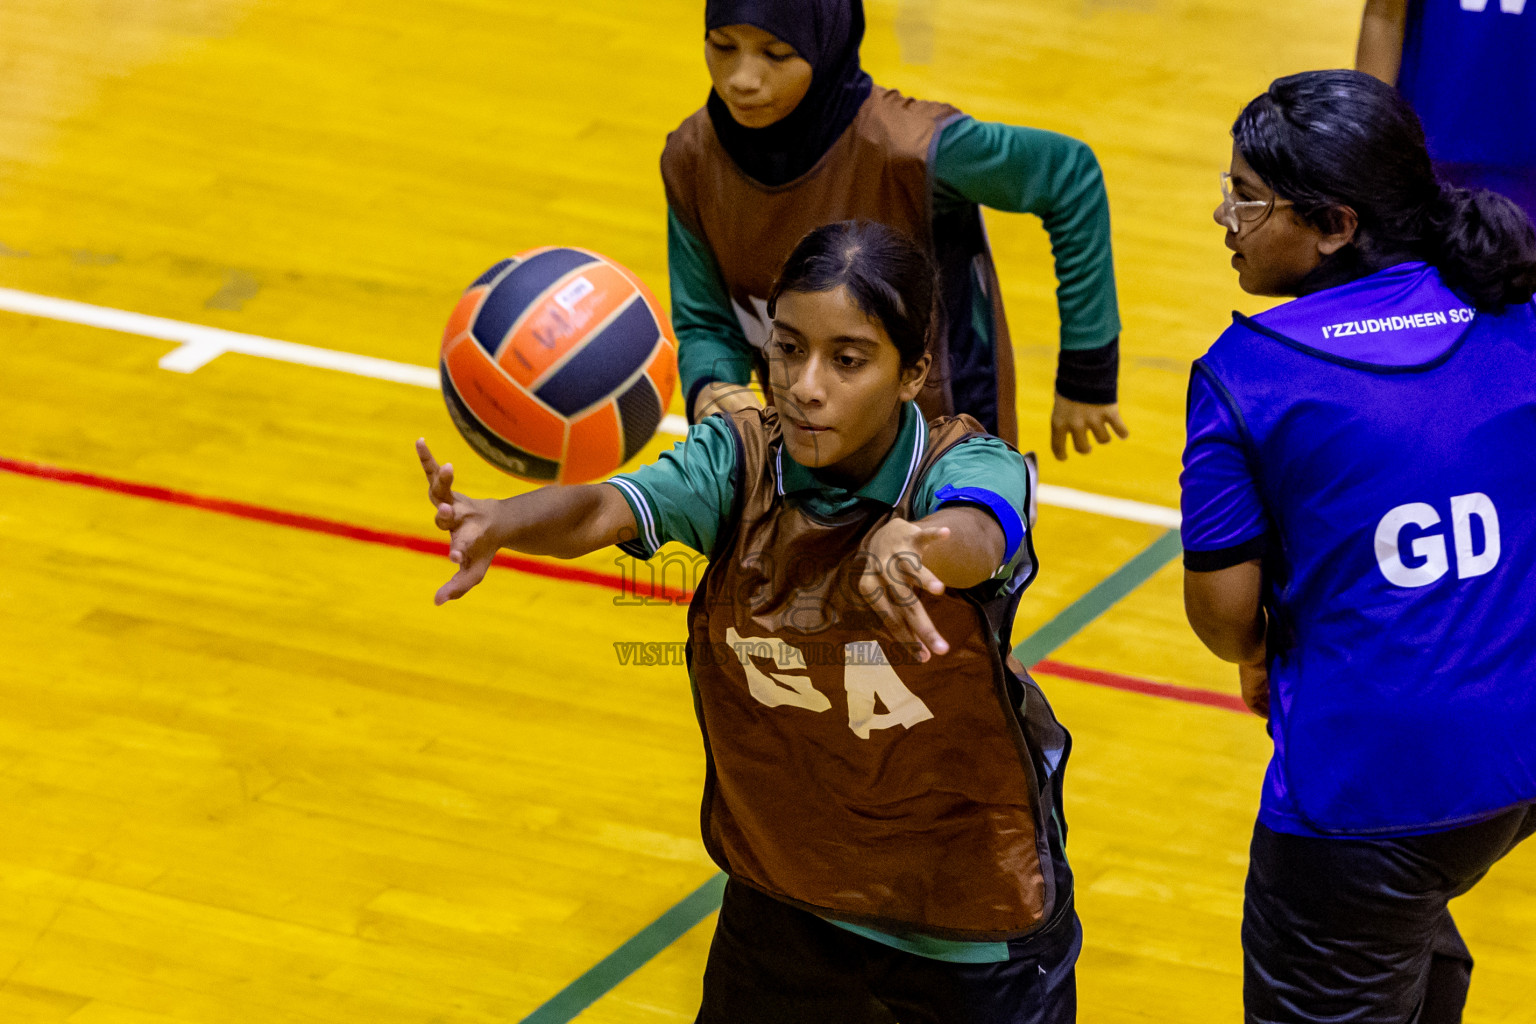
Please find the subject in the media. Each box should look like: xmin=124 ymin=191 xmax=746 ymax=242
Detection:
xmin=1460 ymin=0 xmax=1526 ymax=14
xmin=725 ymin=627 xmax=935 ymax=738
xmin=1374 ymin=493 xmax=1501 ymax=587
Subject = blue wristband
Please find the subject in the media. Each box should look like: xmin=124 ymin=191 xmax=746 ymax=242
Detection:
xmin=932 ymin=484 xmax=1026 ymax=565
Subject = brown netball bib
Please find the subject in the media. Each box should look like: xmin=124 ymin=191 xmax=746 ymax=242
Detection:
xmin=683 ymin=408 xmax=1054 ymax=940
xmin=661 ymin=88 xmax=1018 ymax=439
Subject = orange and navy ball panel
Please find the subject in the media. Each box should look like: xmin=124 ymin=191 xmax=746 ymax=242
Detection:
xmin=470 ymin=257 xmax=515 ymax=288
xmin=441 ymin=331 xmax=566 ymax=461
xmin=644 ymin=336 xmax=678 ymax=409
xmin=559 ymin=403 xmax=623 ymax=486
xmin=498 ymin=261 xmax=642 ymax=391
xmin=606 ymin=254 xmax=679 ymax=348
xmin=469 ymin=248 xmax=598 ymax=360
xmin=442 ymin=248 xmax=679 ymax=483
xmin=439 ymin=360 xmax=562 ymax=482
xmin=442 ymin=285 xmax=488 ymax=347
xmin=614 ymin=367 xmax=664 ymax=464
xmin=532 ymin=297 xmax=663 ymax=418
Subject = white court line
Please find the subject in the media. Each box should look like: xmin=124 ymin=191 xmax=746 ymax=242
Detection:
xmin=1036 ymin=484 xmax=1180 ymax=529
xmin=0 ymin=285 xmax=689 ymax=432
xmin=0 ymin=286 xmax=1181 ymax=528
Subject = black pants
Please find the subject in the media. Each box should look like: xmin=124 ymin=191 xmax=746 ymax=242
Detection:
xmin=1243 ymin=803 xmax=1536 ymax=1024
xmin=696 ymin=879 xmax=1081 ymax=1024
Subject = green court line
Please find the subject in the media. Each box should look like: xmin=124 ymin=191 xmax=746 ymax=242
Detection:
xmin=1012 ymin=528 xmax=1184 ymax=667
xmin=519 ymin=873 xmax=728 ymax=1024
xmin=517 ymin=528 xmax=1183 ymax=1024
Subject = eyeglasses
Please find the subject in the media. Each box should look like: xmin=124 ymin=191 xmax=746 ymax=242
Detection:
xmin=1219 ymin=171 xmax=1292 ymax=233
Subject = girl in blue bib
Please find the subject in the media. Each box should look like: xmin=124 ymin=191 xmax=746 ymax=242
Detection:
xmin=1181 ymin=70 xmax=1536 ymax=1024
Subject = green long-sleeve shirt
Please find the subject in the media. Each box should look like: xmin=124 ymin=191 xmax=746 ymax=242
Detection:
xmin=670 ymin=116 xmax=1121 ymax=409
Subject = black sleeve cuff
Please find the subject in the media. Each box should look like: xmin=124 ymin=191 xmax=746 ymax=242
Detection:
xmin=1183 ymin=534 xmax=1267 ymax=572
xmin=1055 ymin=337 xmax=1119 ymax=405
xmin=616 ymin=538 xmax=655 ymax=560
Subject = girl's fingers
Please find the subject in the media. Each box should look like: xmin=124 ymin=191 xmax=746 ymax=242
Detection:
xmin=888 ymin=540 xmax=945 ymax=597
xmin=432 ymin=464 xmax=456 ymax=506
xmin=1109 ymin=411 xmax=1131 ymax=439
xmin=419 ymin=442 xmax=456 ymax=505
xmin=435 ymin=556 xmax=491 ymax=605
xmin=1072 ymin=427 xmax=1092 ymax=454
xmin=908 ymin=524 xmax=949 ymax=543
xmin=896 ymin=599 xmax=947 ymax=658
xmin=885 ymin=550 xmax=926 ymax=597
xmin=435 ymin=501 xmax=459 ymax=531
xmin=1091 ymin=419 xmax=1113 ymax=445
xmin=448 ymin=530 xmax=484 ymax=565
xmin=435 ymin=575 xmax=466 ymax=605
xmin=1050 ymin=424 xmax=1070 ymax=461
xmin=913 ymin=564 xmax=945 ymax=597
xmin=869 ymin=554 xmax=948 ymax=662
xmin=416 ymin=438 xmax=439 ymax=481
xmin=870 ymin=590 xmax=930 ymax=664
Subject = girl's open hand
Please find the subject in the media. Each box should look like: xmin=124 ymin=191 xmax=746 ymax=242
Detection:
xmin=862 ymin=518 xmax=952 ymax=663
xmin=1051 ymin=394 xmax=1130 ymax=460
xmin=417 ymin=439 xmax=503 ymax=605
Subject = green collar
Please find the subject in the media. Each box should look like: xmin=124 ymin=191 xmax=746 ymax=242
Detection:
xmin=776 ymin=403 xmax=927 ymax=507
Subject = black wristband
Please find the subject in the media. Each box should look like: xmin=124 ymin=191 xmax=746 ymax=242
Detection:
xmin=1054 ymin=337 xmax=1119 ymax=405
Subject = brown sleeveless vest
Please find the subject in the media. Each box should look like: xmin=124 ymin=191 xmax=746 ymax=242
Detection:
xmin=662 ymin=87 xmax=1018 ymax=442
xmin=683 ymin=408 xmax=1055 ymax=940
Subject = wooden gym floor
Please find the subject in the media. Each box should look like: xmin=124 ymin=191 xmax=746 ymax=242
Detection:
xmin=1 ymin=0 xmax=1532 ymax=1021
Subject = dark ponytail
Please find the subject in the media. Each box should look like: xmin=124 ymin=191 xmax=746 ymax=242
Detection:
xmin=1233 ymin=70 xmax=1536 ymax=312
xmin=1428 ymin=185 xmax=1536 ymax=312
xmin=767 ymin=220 xmax=938 ymax=367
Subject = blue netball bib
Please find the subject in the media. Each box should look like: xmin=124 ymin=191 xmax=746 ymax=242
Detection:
xmin=1398 ymin=0 xmax=1536 ymax=166
xmin=1251 ymin=262 xmax=1474 ymax=364
xmin=1196 ymin=263 xmax=1536 ymax=836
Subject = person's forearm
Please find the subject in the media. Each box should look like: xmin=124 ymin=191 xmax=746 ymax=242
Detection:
xmin=691 ymin=378 xmax=762 ymax=421
xmin=680 ymin=329 xmax=757 ymax=419
xmin=1192 ymin=611 xmax=1265 ymax=666
xmin=933 ymin=120 xmax=1121 ymax=353
xmin=1184 ymin=562 xmax=1266 ymax=665
xmin=668 ymin=208 xmax=757 ymax=419
xmin=1357 ymin=0 xmax=1409 ymax=85
xmin=490 ymin=483 xmax=637 ymax=559
xmin=919 ymin=507 xmax=1006 ymax=590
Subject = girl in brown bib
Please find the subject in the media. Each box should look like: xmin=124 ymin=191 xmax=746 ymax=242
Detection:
xmin=668 ymin=0 xmax=1127 ymax=462
xmin=417 ymin=221 xmax=1079 ymax=1022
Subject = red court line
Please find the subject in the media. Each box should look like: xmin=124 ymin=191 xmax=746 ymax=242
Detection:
xmin=1033 ymin=658 xmax=1248 ymax=714
xmin=0 ymin=455 xmax=691 ymax=602
xmin=1 ymin=455 xmax=1246 ymax=714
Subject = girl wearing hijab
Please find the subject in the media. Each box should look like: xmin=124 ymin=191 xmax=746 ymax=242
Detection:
xmin=665 ymin=0 xmax=1126 ymax=460
xmin=1182 ymin=70 xmax=1536 ymax=1023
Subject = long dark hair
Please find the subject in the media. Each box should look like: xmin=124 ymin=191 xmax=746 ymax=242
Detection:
xmin=767 ymin=220 xmax=937 ymax=367
xmin=1234 ymin=70 xmax=1536 ymax=312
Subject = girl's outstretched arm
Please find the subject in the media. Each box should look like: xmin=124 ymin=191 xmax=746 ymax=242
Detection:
xmin=903 ymin=507 xmax=1005 ymax=592
xmin=1356 ymin=0 xmax=1409 ymax=86
xmin=861 ymin=507 xmax=1006 ymax=662
xmin=416 ymin=439 xmax=637 ymax=605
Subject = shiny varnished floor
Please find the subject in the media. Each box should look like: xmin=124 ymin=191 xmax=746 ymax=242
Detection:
xmin=1 ymin=1 xmax=1532 ymax=1021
